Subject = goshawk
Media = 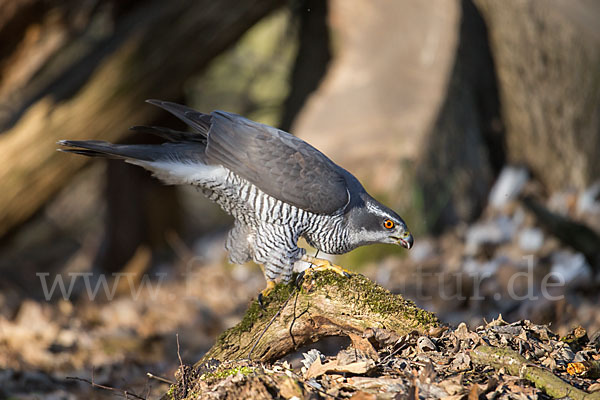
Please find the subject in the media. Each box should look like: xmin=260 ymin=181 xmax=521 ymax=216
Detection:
xmin=59 ymin=100 xmax=413 ymax=298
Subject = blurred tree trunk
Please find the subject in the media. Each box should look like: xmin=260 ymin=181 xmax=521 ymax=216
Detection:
xmin=0 ymin=0 xmax=281 ymax=239
xmin=291 ymin=0 xmax=463 ymax=235
xmin=415 ymin=0 xmax=503 ymax=233
xmin=99 ymin=132 xmax=182 ymax=273
xmin=474 ymin=0 xmax=600 ymax=191
xmin=279 ymin=0 xmax=331 ymax=132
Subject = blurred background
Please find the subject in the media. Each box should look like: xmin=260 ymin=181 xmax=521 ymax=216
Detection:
xmin=1 ymin=0 xmax=600 ymax=398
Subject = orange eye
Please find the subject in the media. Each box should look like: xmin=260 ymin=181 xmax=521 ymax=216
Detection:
xmin=384 ymin=219 xmax=394 ymax=229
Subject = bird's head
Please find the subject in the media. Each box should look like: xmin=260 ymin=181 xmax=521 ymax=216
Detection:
xmin=346 ymin=196 xmax=414 ymax=250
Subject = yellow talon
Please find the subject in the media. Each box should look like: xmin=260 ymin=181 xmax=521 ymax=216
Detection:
xmin=301 ymin=255 xmax=351 ymax=277
xmin=261 ymin=280 xmax=277 ymax=297
xmin=258 ymin=280 xmax=277 ymax=308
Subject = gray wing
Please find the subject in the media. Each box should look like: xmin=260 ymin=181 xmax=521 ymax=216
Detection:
xmin=142 ymin=100 xmax=351 ymax=214
xmin=206 ymin=111 xmax=349 ymax=215
xmin=145 ymin=99 xmax=212 ymax=134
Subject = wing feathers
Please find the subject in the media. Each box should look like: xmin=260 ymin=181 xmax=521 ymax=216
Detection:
xmin=145 ymin=100 xmax=211 ymax=134
xmin=204 ymin=111 xmax=350 ymax=214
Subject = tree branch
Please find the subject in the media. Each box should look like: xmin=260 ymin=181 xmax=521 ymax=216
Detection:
xmin=471 ymin=345 xmax=600 ymax=400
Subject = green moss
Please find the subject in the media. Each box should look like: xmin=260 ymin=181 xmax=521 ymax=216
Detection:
xmin=211 ymin=270 xmax=437 ymax=358
xmin=310 ymin=270 xmax=438 ymax=327
xmin=213 ymin=279 xmax=297 ymax=348
xmin=200 ymin=366 xmax=255 ymax=382
xmin=165 ymin=385 xmax=175 ymax=399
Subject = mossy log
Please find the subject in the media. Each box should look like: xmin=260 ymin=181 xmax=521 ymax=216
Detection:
xmin=471 ymin=345 xmax=600 ymax=400
xmin=198 ymin=270 xmax=439 ymax=363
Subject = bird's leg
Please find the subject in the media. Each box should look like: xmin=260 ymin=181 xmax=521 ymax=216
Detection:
xmin=300 ymin=254 xmax=351 ymax=278
xmin=258 ymin=280 xmax=277 ymax=309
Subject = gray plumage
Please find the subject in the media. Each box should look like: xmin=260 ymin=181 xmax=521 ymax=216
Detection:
xmin=59 ymin=100 xmax=413 ymax=283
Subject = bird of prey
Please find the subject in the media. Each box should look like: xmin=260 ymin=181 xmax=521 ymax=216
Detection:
xmin=59 ymin=100 xmax=413 ymax=300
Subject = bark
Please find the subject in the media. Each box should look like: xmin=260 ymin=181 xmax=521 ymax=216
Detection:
xmin=198 ymin=271 xmax=439 ymax=363
xmin=471 ymin=345 xmax=600 ymax=400
xmin=0 ymin=0 xmax=281 ymax=239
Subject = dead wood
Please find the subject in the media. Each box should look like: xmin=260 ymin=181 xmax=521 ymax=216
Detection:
xmin=471 ymin=345 xmax=600 ymax=400
xmin=198 ymin=270 xmax=439 ymax=364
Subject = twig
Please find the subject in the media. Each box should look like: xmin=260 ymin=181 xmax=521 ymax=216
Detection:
xmin=471 ymin=345 xmax=600 ymax=400
xmin=380 ymin=337 xmax=410 ymax=365
xmin=146 ymin=372 xmax=175 ymax=385
xmin=288 ymin=249 xmax=319 ymax=347
xmin=66 ymin=376 xmax=146 ymax=400
xmin=248 ymin=288 xmax=296 ymax=359
xmin=176 ymin=333 xmax=187 ymax=397
xmin=289 ymin=290 xmax=309 ymax=347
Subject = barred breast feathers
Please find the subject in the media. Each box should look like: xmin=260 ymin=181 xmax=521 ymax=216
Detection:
xmin=130 ymin=160 xmax=350 ymax=260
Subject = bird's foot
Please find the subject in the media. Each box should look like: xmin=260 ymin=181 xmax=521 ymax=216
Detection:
xmin=300 ymin=255 xmax=351 ymax=279
xmin=257 ymin=280 xmax=277 ymax=309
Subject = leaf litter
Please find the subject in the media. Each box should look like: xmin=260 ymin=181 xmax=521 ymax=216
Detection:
xmin=177 ymin=315 xmax=600 ymax=399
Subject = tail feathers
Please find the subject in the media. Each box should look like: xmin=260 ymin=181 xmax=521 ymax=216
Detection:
xmin=58 ymin=139 xmax=227 ymax=185
xmin=57 ymin=140 xmax=206 ymax=164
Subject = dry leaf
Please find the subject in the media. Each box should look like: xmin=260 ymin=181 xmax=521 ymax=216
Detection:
xmin=364 ymin=327 xmax=401 ymax=347
xmin=467 ymin=383 xmax=480 ymax=400
xmin=542 ymin=356 xmax=557 ymax=371
xmin=487 ymin=314 xmax=509 ymax=327
xmin=588 ymin=382 xmax=600 ymax=392
xmin=349 ymin=391 xmax=376 ymax=400
xmin=306 ymin=358 xmax=376 ymax=379
xmin=277 ymin=375 xmax=304 ymax=400
xmin=450 ymin=352 xmax=471 ymax=372
xmin=438 ymin=380 xmax=465 ymax=395
xmin=417 ymin=336 xmax=437 ymax=352
xmin=348 ymin=377 xmax=406 ymax=392
xmin=428 ymin=326 xmax=448 ymax=338
xmin=349 ymin=332 xmax=380 ymax=361
xmin=567 ymin=360 xmax=600 ymax=378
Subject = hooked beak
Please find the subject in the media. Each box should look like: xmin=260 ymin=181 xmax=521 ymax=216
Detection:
xmin=395 ymin=232 xmax=414 ymax=250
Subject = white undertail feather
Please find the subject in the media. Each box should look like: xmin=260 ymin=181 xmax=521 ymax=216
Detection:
xmin=126 ymin=160 xmax=229 ymax=185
